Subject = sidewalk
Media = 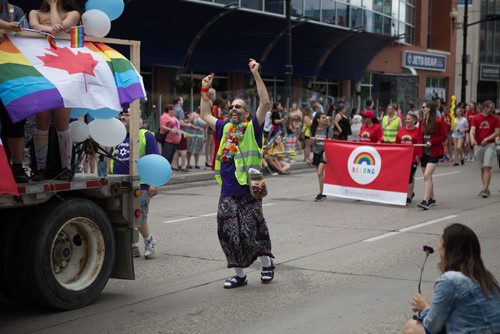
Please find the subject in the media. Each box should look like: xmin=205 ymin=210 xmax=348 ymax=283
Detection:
xmin=167 ymin=151 xmax=314 ymax=185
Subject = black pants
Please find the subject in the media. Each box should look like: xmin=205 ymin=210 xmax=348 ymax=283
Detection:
xmin=161 ymin=142 xmax=177 ymax=163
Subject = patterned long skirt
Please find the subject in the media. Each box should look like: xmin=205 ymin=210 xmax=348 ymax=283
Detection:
xmin=217 ymin=194 xmax=274 ymax=268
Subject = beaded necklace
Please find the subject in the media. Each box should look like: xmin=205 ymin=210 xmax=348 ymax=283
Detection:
xmin=220 ymin=121 xmax=248 ymax=162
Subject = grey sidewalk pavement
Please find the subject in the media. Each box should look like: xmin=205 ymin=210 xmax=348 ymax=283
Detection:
xmin=166 ymin=151 xmax=314 ymax=185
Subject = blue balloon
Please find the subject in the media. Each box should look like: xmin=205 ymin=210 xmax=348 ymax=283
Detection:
xmin=85 ymin=0 xmax=124 ymax=21
xmin=88 ymin=108 xmax=120 ymax=119
xmin=136 ymin=154 xmax=172 ymax=186
xmin=70 ymin=108 xmax=89 ymax=118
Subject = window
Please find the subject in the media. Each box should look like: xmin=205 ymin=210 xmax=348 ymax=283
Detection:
xmin=241 ymin=0 xmax=263 ymax=10
xmin=322 ymin=0 xmax=336 ymax=24
xmin=373 ymin=0 xmax=383 ymax=13
xmin=364 ymin=9 xmax=374 ymax=32
xmin=383 ymin=0 xmax=392 ymax=15
xmin=292 ymin=0 xmax=304 ymax=16
xmin=351 ymin=6 xmax=363 ymax=29
xmin=383 ymin=15 xmax=392 ymax=35
xmin=265 ymin=0 xmax=284 ymax=14
xmin=304 ymin=0 xmax=321 ymax=21
xmin=374 ymin=13 xmax=383 ymax=33
xmin=337 ymin=2 xmax=350 ymax=27
xmin=392 ymin=0 xmax=399 ymax=18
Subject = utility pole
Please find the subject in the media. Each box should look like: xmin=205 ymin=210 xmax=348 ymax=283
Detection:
xmin=284 ymin=0 xmax=293 ymax=108
xmin=460 ymin=0 xmax=468 ymax=104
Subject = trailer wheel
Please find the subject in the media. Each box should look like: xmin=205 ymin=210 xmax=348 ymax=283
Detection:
xmin=20 ymin=198 xmax=115 ymax=310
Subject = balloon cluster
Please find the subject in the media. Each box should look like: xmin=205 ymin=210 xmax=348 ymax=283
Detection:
xmin=70 ymin=108 xmax=125 ymax=147
xmin=450 ymin=95 xmax=456 ymax=130
xmin=70 ymin=108 xmax=173 ymax=186
xmin=82 ymin=0 xmax=125 ymax=38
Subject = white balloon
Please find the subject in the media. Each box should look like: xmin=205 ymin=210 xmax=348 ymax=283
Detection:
xmin=82 ymin=9 xmax=111 ymax=38
xmin=89 ymin=118 xmax=126 ymax=147
xmin=70 ymin=121 xmax=90 ymax=142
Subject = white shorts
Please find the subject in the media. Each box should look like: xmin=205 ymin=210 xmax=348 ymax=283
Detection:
xmin=474 ymin=143 xmax=496 ymax=168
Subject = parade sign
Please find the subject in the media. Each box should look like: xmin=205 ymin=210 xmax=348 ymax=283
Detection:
xmin=402 ymin=51 xmax=446 ymax=72
xmin=324 ymin=141 xmax=414 ymax=206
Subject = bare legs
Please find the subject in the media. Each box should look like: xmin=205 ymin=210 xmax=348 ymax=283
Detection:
xmin=453 ymin=137 xmax=464 ymax=164
xmin=421 ymin=163 xmax=437 ymax=202
xmin=481 ymin=167 xmax=492 ymax=192
xmin=316 ymin=162 xmax=326 ymax=194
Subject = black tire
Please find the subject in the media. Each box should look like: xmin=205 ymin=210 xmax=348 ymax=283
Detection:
xmin=18 ymin=198 xmax=115 ymax=310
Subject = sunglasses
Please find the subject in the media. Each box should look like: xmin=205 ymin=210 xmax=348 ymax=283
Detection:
xmin=229 ymin=104 xmax=244 ymax=110
xmin=422 ymin=105 xmax=428 ymax=108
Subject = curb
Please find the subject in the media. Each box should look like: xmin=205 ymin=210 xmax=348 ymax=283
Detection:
xmin=165 ymin=161 xmax=314 ymax=186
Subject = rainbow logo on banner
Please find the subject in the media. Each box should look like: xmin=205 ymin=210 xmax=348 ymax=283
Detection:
xmin=70 ymin=25 xmax=84 ymax=48
xmin=353 ymin=152 xmax=375 ymax=165
xmin=348 ymin=146 xmax=382 ymax=185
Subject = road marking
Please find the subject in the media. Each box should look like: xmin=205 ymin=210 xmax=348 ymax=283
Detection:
xmin=160 ymin=203 xmax=276 ymax=224
xmin=363 ymin=215 xmax=458 ymax=242
xmin=415 ymin=171 xmax=461 ymax=180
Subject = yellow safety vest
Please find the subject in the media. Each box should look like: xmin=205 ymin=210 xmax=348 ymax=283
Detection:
xmin=214 ymin=121 xmax=263 ymax=185
xmin=382 ymin=115 xmax=400 ymax=143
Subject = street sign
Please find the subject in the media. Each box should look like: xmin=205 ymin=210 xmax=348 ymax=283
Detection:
xmin=402 ymin=51 xmax=446 ymax=72
xmin=480 ymin=64 xmax=500 ymax=81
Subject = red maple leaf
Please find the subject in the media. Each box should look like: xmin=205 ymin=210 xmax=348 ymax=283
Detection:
xmin=37 ymin=47 xmax=99 ymax=76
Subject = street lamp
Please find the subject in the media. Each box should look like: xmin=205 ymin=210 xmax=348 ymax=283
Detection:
xmin=455 ymin=2 xmax=500 ymax=103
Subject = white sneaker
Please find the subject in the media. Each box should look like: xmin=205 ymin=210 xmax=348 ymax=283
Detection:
xmin=144 ymin=236 xmax=156 ymax=259
xmin=132 ymin=244 xmax=141 ymax=258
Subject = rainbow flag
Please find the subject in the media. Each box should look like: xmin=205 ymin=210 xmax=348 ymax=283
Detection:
xmin=0 ymin=35 xmax=145 ymax=123
xmin=70 ymin=25 xmax=84 ymax=48
xmin=85 ymin=42 xmax=146 ymax=106
xmin=42 ymin=32 xmax=57 ymax=49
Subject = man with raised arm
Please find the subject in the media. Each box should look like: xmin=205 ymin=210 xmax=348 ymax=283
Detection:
xmin=200 ymin=59 xmax=274 ymax=289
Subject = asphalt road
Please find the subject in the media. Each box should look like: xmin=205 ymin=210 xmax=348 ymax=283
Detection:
xmin=1 ymin=161 xmax=499 ymax=334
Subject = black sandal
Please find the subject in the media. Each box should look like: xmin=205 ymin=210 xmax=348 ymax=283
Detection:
xmin=261 ymin=263 xmax=275 ymax=283
xmin=223 ymin=275 xmax=247 ymax=289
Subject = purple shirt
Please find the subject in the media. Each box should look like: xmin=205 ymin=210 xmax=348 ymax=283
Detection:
xmin=111 ymin=131 xmax=159 ymax=189
xmin=216 ymin=115 xmax=263 ymax=197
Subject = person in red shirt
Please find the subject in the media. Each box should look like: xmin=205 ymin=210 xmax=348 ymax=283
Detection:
xmin=470 ymin=100 xmax=500 ymax=198
xmin=396 ymin=113 xmax=422 ymax=205
xmin=465 ymin=102 xmax=479 ymax=161
xmin=359 ymin=110 xmax=383 ymax=143
xmin=417 ymin=101 xmax=447 ymax=210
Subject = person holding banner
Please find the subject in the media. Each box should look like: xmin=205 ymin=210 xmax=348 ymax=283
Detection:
xmin=470 ymin=100 xmax=500 ymax=198
xmin=417 ymin=101 xmax=447 ymax=210
xmin=396 ymin=113 xmax=422 ymax=205
xmin=311 ymin=111 xmax=333 ymax=202
xmin=199 ymin=59 xmax=275 ymax=289
xmin=359 ymin=110 xmax=383 ymax=143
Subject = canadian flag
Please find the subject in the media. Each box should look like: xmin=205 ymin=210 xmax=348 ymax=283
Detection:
xmin=324 ymin=140 xmax=414 ymax=206
xmin=0 ymin=138 xmax=19 ymax=196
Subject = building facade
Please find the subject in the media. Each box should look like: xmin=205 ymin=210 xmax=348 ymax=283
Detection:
xmin=453 ymin=0 xmax=500 ymax=104
xmin=105 ymin=0 xmax=457 ymax=125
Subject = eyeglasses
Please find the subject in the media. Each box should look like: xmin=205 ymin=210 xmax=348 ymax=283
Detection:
xmin=422 ymin=105 xmax=428 ymax=109
xmin=229 ymin=104 xmax=244 ymax=110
